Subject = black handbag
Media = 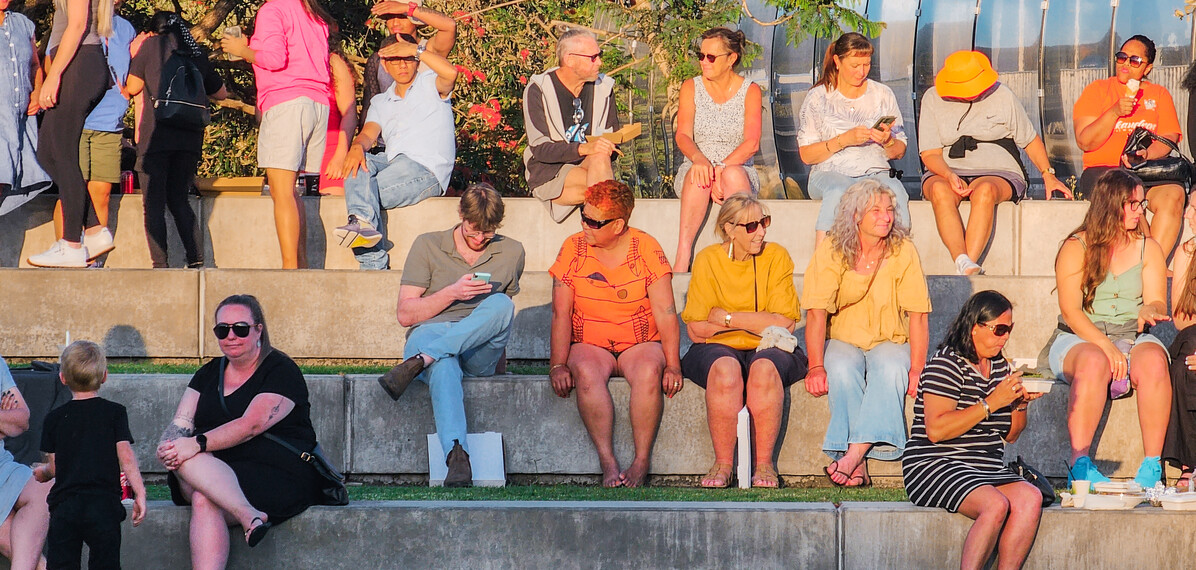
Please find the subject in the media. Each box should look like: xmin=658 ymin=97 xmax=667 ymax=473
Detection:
xmin=217 ymin=358 xmax=349 ymax=506
xmin=1121 ymin=126 xmax=1192 ymax=187
xmin=1009 ymin=456 xmax=1055 ymax=507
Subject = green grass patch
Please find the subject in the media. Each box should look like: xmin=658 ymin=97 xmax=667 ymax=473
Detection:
xmin=145 ymin=484 xmax=906 ymax=503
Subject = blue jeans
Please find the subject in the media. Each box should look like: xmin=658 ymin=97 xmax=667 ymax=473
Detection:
xmin=404 ymin=294 xmax=515 ymax=458
xmin=343 ymin=153 xmax=443 ymax=270
xmin=808 ymin=170 xmax=910 ymax=231
xmin=822 ymin=340 xmax=911 ymax=461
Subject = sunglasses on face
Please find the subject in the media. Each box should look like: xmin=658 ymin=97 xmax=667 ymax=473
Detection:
xmin=570 ymin=52 xmax=601 ymax=63
xmin=213 ymin=322 xmax=254 ymax=340
xmin=580 ymin=211 xmax=618 ymax=229
xmin=379 ymin=13 xmax=408 ymax=20
xmin=697 ymin=52 xmax=730 ymax=63
xmin=382 ymin=55 xmax=418 ymax=63
xmin=734 ymin=215 xmax=772 ymax=233
xmin=1126 ymin=198 xmax=1149 ymax=211
xmin=981 ymin=322 xmax=1014 ymax=337
xmin=1115 ymin=52 xmax=1146 ymax=68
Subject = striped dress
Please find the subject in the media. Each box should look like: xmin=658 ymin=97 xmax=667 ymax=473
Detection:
xmin=902 ymin=347 xmax=1025 ymax=512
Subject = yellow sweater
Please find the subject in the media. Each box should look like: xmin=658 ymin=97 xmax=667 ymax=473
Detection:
xmin=681 ymin=242 xmax=800 ymax=350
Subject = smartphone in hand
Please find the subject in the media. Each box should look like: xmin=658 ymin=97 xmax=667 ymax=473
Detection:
xmin=872 ymin=116 xmax=896 ymax=130
xmin=223 ymin=26 xmax=243 ymax=61
xmin=472 ymin=272 xmax=491 ymax=283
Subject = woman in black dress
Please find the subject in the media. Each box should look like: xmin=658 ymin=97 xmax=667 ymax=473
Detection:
xmin=157 ymin=294 xmax=323 ymax=566
xmin=902 ymin=291 xmax=1044 ymax=570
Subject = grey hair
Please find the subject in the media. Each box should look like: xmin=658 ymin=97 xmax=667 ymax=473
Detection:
xmin=715 ymin=193 xmax=769 ymax=241
xmin=556 ymin=28 xmax=598 ymax=64
xmin=827 ymin=178 xmax=909 ymax=267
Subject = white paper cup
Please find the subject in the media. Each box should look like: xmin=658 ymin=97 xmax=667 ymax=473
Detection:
xmin=1072 ymin=480 xmax=1091 ymax=508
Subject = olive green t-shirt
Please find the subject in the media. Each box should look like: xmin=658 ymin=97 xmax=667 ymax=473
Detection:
xmin=400 ymin=226 xmax=525 ymax=324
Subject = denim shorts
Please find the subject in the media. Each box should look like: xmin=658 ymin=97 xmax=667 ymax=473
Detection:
xmin=1047 ymin=331 xmax=1168 ymax=381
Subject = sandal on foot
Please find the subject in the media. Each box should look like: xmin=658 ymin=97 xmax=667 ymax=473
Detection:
xmin=1177 ymin=467 xmax=1194 ymax=490
xmin=824 ymin=460 xmax=851 ymax=487
xmin=245 ymin=516 xmax=272 ymax=548
xmin=752 ymin=464 xmax=780 ymax=488
xmin=846 ymin=472 xmax=872 ymax=488
xmin=700 ymin=463 xmax=733 ymax=488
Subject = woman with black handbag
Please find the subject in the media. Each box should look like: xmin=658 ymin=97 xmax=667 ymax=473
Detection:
xmin=902 ymin=291 xmax=1044 ymax=570
xmin=156 ymin=294 xmax=338 ymax=564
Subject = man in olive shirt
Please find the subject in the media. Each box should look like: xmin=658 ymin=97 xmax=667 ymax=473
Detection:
xmin=377 ymin=184 xmax=525 ymax=486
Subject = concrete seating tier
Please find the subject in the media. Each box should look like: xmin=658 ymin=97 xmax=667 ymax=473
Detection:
xmin=41 ymin=501 xmax=1192 ymax=569
xmin=2 ymin=269 xmax=1144 ymax=361
xmin=3 ymin=194 xmax=1095 ymax=275
xmin=107 ymin=374 xmax=1166 ymax=482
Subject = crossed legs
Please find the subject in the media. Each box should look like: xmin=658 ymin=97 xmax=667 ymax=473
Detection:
xmin=553 ymin=153 xmax=614 ymax=211
xmin=174 ymin=454 xmax=269 ymax=570
xmin=1142 ymin=183 xmax=1185 ymax=258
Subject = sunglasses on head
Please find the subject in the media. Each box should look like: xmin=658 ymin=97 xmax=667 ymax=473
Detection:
xmin=981 ymin=322 xmax=1014 ymax=337
xmin=734 ymin=215 xmax=772 ymax=233
xmin=1115 ymin=52 xmax=1146 ymax=68
xmin=213 ymin=322 xmax=254 ymax=340
xmin=570 ymin=52 xmax=601 ymax=63
xmin=697 ymin=52 xmax=730 ymax=63
xmin=580 ymin=211 xmax=618 ymax=229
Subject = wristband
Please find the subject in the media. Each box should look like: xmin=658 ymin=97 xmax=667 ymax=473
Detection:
xmin=407 ymin=1 xmax=418 ymax=17
xmin=723 ymin=313 xmax=732 ymax=327
xmin=979 ymin=399 xmax=991 ymax=420
xmin=808 ymin=365 xmax=824 ymax=371
xmin=196 ymin=433 xmax=208 ymax=452
xmin=550 ymin=363 xmax=568 ymax=373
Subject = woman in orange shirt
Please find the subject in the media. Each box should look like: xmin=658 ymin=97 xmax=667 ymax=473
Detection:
xmin=1073 ymin=34 xmax=1185 ymax=256
xmin=548 ymin=180 xmax=683 ymax=488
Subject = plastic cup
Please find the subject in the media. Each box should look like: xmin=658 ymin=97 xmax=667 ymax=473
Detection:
xmin=1072 ymin=480 xmax=1091 ymax=508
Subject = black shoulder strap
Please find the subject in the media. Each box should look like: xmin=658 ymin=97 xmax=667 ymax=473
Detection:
xmin=216 ymin=356 xmax=311 ymax=457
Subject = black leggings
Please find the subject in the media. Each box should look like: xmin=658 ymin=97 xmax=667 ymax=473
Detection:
xmin=139 ymin=151 xmax=203 ymax=267
xmin=37 ymin=44 xmax=108 ymax=243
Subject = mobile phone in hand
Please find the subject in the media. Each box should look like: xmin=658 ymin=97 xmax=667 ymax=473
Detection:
xmin=223 ymin=26 xmax=243 ymax=61
xmin=472 ymin=272 xmax=491 ymax=283
xmin=872 ymin=116 xmax=896 ymax=130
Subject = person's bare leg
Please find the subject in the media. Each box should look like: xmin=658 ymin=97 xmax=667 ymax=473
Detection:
xmin=704 ymin=357 xmax=744 ymax=476
xmin=719 ymin=165 xmax=752 ymax=194
xmin=745 ymin=358 xmax=784 ymax=469
xmin=568 ymin=343 xmax=622 ymax=486
xmin=962 ymin=177 xmax=1012 ymax=263
xmin=1146 ymin=184 xmax=1185 ymax=258
xmin=1130 ymin=343 xmax=1172 ymax=456
xmin=616 ymin=342 xmax=665 ymax=487
xmin=955 ymin=485 xmax=1010 ymax=570
xmin=829 ymin=442 xmax=873 ymax=486
xmin=7 ymin=479 xmax=48 ymax=570
xmin=185 ymin=488 xmax=236 ymax=570
xmin=175 ymin=454 xmax=267 ymax=533
xmin=674 ymin=170 xmax=712 ymax=273
xmin=265 ymin=167 xmax=303 ymax=269
xmin=582 ymin=152 xmax=613 ymax=186
xmin=1063 ymin=343 xmax=1112 ymax=460
xmin=993 ymin=481 xmax=1043 ymax=570
xmin=551 ymin=165 xmax=591 ymax=213
xmin=87 ymin=181 xmax=112 ymax=228
xmin=924 ymin=176 xmax=968 ymax=261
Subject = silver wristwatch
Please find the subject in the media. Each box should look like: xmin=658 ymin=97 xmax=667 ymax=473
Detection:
xmin=415 ymin=44 xmax=426 ymax=61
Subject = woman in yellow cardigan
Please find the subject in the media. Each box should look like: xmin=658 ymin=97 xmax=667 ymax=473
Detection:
xmin=680 ymin=194 xmax=808 ymax=488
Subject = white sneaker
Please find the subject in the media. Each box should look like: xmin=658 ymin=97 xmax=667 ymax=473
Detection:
xmin=954 ymin=254 xmax=984 ymax=276
xmin=27 ymin=240 xmax=90 ymax=268
xmin=82 ymin=227 xmax=115 ymax=261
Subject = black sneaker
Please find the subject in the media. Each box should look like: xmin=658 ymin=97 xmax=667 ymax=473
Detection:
xmin=377 ymin=355 xmax=426 ymax=401
xmin=444 ymin=440 xmax=472 ymax=488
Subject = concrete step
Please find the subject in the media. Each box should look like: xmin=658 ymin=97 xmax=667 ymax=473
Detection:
xmin=1 ymin=269 xmax=1139 ymax=361
xmin=107 ymin=374 xmax=1163 ymax=482
xmin=49 ymin=501 xmax=1193 ymax=569
xmin=4 ymin=194 xmax=1106 ymax=276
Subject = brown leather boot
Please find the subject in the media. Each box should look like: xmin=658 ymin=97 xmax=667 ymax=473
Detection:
xmin=444 ymin=440 xmax=473 ymax=488
xmin=378 ymin=355 xmax=426 ymax=401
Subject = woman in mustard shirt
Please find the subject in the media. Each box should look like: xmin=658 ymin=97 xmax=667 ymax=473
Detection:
xmin=681 ymin=195 xmax=807 ymax=488
xmin=802 ymin=179 xmax=931 ymax=487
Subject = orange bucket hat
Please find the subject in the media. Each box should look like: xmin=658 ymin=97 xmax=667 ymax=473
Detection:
xmin=935 ymin=51 xmax=999 ymax=100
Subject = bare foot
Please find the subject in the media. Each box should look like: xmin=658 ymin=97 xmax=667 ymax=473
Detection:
xmin=620 ymin=458 xmax=650 ymax=488
xmin=845 ymin=461 xmax=871 ymax=487
xmin=601 ymin=459 xmax=624 ymax=488
xmin=828 ymin=454 xmax=863 ymax=486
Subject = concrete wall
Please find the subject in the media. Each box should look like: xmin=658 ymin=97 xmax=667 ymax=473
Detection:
xmin=5 ymin=194 xmax=1072 ymax=275
xmin=106 ymin=374 xmax=1158 ymax=481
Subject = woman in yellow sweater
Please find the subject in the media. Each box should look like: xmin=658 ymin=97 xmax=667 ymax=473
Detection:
xmin=680 ymin=194 xmax=807 ymax=488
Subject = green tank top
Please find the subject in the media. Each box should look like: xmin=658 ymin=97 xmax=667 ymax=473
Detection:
xmin=1083 ymin=237 xmax=1145 ymax=324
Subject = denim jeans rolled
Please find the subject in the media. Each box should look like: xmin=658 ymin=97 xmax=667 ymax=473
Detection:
xmin=808 ymin=170 xmax=910 ymax=232
xmin=404 ymin=294 xmax=515 ymax=458
xmin=822 ymin=339 xmax=911 ymax=461
xmin=343 ymin=152 xmax=443 ymax=270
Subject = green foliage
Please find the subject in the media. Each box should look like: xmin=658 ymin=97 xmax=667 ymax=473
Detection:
xmin=764 ymin=0 xmax=884 ymax=46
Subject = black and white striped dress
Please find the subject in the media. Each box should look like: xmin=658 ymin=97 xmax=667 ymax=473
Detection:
xmin=902 ymin=347 xmax=1026 ymax=512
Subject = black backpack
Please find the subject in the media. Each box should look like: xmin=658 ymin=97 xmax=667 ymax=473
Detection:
xmin=154 ymin=49 xmax=210 ymax=129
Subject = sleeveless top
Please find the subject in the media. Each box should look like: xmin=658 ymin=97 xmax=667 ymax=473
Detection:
xmin=1080 ymin=236 xmax=1145 ymax=324
xmin=47 ymin=0 xmax=107 ymax=56
xmin=676 ymin=75 xmax=760 ymax=192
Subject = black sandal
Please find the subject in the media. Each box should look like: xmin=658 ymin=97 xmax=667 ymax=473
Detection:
xmin=245 ymin=516 xmax=272 ymax=548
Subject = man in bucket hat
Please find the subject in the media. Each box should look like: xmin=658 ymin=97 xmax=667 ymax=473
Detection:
xmin=919 ymin=50 xmax=1071 ymax=275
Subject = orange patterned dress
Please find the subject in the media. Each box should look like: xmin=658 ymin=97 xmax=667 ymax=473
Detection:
xmin=549 ymin=228 xmax=673 ymax=353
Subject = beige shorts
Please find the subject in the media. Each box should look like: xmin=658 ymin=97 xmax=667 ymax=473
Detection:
xmin=257 ymin=97 xmax=329 ymax=174
xmin=532 ymin=163 xmax=580 ymax=223
xmin=79 ymin=129 xmax=122 ymax=184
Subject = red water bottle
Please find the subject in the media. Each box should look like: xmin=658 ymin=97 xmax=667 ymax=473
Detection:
xmin=121 ymin=171 xmax=135 ymax=194
xmin=120 ymin=471 xmax=133 ymax=503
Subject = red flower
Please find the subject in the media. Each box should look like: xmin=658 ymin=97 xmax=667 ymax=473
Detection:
xmin=452 ymin=10 xmax=473 ymax=24
xmin=519 ymin=49 xmax=530 ymax=61
xmin=488 ymin=98 xmax=500 ymax=112
xmin=474 ymin=70 xmax=487 ymax=83
xmin=474 ymin=25 xmax=486 ymax=38
xmin=454 ymin=65 xmax=474 ymax=83
xmin=518 ymin=76 xmax=527 ymax=85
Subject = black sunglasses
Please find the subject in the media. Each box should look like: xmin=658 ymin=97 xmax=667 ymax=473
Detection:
xmin=213 ymin=321 xmax=254 ymax=340
xmin=981 ymin=322 xmax=1014 ymax=337
xmin=1125 ymin=198 xmax=1149 ymax=211
xmin=734 ymin=215 xmax=772 ymax=233
xmin=1115 ymin=51 xmax=1146 ymax=68
xmin=570 ymin=52 xmax=601 ymax=63
xmin=382 ymin=55 xmax=418 ymax=63
xmin=697 ymin=52 xmax=730 ymax=63
xmin=580 ymin=211 xmax=618 ymax=229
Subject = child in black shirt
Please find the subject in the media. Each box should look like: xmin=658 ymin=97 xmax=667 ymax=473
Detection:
xmin=34 ymin=341 xmax=146 ymax=569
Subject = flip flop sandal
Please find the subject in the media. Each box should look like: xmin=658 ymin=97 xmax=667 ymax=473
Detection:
xmin=245 ymin=517 xmax=272 ymax=548
xmin=824 ymin=460 xmax=851 ymax=487
xmin=752 ymin=464 xmax=781 ymax=488
xmin=701 ymin=463 xmax=734 ymax=488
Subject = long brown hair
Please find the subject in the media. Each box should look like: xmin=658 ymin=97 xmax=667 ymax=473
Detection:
xmin=1177 ymin=238 xmax=1196 ymax=318
xmin=814 ymin=32 xmax=873 ymax=92
xmin=1060 ymin=169 xmax=1143 ymax=313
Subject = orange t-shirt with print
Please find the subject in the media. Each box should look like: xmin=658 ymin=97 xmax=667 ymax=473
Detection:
xmin=1072 ymin=77 xmax=1181 ymax=168
xmin=549 ymin=228 xmax=672 ymax=353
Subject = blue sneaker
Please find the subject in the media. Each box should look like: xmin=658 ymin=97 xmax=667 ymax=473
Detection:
xmin=1134 ymin=457 xmax=1162 ymax=489
xmin=1070 ymin=456 xmax=1111 ymax=484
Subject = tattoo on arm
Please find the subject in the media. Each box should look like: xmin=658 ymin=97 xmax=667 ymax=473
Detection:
xmin=265 ymin=401 xmax=282 ymax=424
xmin=159 ymin=422 xmax=194 ymax=444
